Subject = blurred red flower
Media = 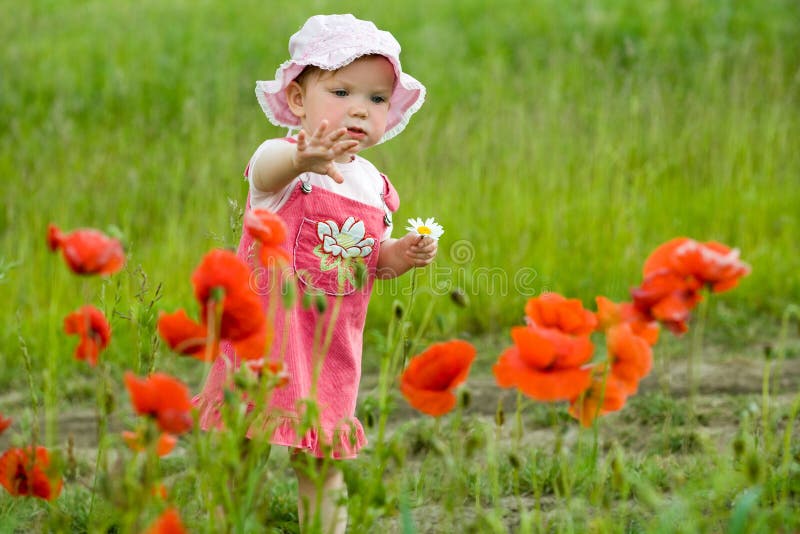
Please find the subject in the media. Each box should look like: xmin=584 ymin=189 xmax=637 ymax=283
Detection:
xmin=644 ymin=237 xmax=751 ymax=293
xmin=0 ymin=413 xmax=11 ymax=436
xmin=493 ymin=324 xmax=594 ymax=401
xmin=400 ymin=340 xmax=476 ymax=416
xmin=244 ymin=209 xmax=290 ymax=267
xmin=63 ymin=305 xmax=111 ymax=366
xmin=595 ymin=296 xmax=660 ymax=346
xmin=606 ymin=323 xmax=653 ymax=394
xmin=157 ymin=309 xmax=214 ymax=360
xmin=0 ymin=446 xmax=63 ymax=500
xmin=158 ymin=249 xmax=269 ymax=361
xmin=122 ymin=430 xmax=177 ymax=457
xmin=47 ymin=223 xmax=125 ymax=276
xmin=124 ymin=372 xmax=193 ymax=435
xmin=631 ymin=268 xmax=703 ymax=334
xmin=568 ymin=374 xmax=628 ymax=428
xmin=525 ymin=293 xmax=597 ymax=335
xmin=143 ymin=507 xmax=187 ymax=534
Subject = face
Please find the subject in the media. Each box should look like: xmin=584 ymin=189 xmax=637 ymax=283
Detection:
xmin=289 ymin=56 xmax=395 ymax=158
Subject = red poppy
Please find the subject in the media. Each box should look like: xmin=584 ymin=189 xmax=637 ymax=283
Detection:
xmin=143 ymin=507 xmax=187 ymax=534
xmin=644 ymin=237 xmax=751 ymax=293
xmin=568 ymin=374 xmax=628 ymax=428
xmin=400 ymin=340 xmax=476 ymax=416
xmin=122 ymin=430 xmax=177 ymax=457
xmin=47 ymin=223 xmax=125 ymax=276
xmin=525 ymin=293 xmax=597 ymax=335
xmin=158 ymin=249 xmax=269 ymax=361
xmin=0 ymin=446 xmax=63 ymax=500
xmin=631 ymin=268 xmax=703 ymax=334
xmin=244 ymin=209 xmax=290 ymax=267
xmin=493 ymin=324 xmax=594 ymax=401
xmin=595 ymin=296 xmax=660 ymax=346
xmin=157 ymin=309 xmax=214 ymax=360
xmin=0 ymin=413 xmax=11 ymax=436
xmin=63 ymin=305 xmax=111 ymax=366
xmin=124 ymin=372 xmax=193 ymax=435
xmin=606 ymin=323 xmax=653 ymax=394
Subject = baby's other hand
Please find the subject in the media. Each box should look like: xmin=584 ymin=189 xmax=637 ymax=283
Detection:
xmin=402 ymin=233 xmax=438 ymax=267
xmin=292 ymin=120 xmax=359 ymax=183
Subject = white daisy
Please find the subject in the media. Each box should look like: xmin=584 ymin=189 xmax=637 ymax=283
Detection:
xmin=406 ymin=217 xmax=445 ymax=241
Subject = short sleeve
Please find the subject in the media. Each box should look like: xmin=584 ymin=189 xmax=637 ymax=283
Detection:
xmin=246 ymin=138 xmax=297 ymax=212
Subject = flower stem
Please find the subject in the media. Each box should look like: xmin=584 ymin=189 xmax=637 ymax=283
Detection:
xmin=687 ymin=292 xmax=709 ymax=420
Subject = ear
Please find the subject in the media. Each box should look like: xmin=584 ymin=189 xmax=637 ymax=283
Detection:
xmin=285 ymin=81 xmax=305 ymax=119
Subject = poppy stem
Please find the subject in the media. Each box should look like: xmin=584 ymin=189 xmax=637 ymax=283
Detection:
xmin=401 ymin=267 xmax=421 ymax=370
xmin=687 ymin=292 xmax=709 ymax=421
xmin=87 ymin=362 xmax=109 ymax=522
xmin=513 ymin=390 xmax=524 ymax=449
xmin=17 ymin=314 xmax=40 ymax=450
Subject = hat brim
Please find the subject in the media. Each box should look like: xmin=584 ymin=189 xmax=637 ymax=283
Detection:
xmin=255 ymin=54 xmax=425 ymax=144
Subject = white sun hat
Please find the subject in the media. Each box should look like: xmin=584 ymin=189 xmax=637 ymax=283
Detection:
xmin=255 ymin=14 xmax=426 ymax=144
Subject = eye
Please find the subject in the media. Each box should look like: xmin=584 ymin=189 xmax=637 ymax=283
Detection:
xmin=371 ymin=95 xmax=387 ymax=104
xmin=332 ymin=89 xmax=348 ymax=97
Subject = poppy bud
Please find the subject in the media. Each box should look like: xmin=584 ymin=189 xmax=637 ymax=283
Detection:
xmin=314 ymin=292 xmax=327 ymax=314
xmin=104 ymin=388 xmax=116 ymax=415
xmin=392 ymin=300 xmax=404 ymax=319
xmin=450 ymin=287 xmax=469 ymax=308
xmin=353 ymin=259 xmax=367 ymax=290
xmin=762 ymin=344 xmax=773 ymax=360
xmin=745 ymin=452 xmax=762 ymax=483
xmin=459 ymin=389 xmax=471 ymax=409
xmin=234 ymin=366 xmax=257 ymax=389
xmin=732 ymin=436 xmax=745 ymax=459
xmin=365 ymin=410 xmax=375 ymax=429
xmin=281 ymin=278 xmax=297 ymax=308
xmin=302 ymin=289 xmax=313 ymax=310
xmin=66 ymin=434 xmax=77 ymax=480
xmin=508 ymin=452 xmax=521 ymax=470
xmin=495 ymin=400 xmax=505 ymax=427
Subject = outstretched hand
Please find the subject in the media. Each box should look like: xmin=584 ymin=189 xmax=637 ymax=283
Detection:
xmin=292 ymin=120 xmax=359 ymax=183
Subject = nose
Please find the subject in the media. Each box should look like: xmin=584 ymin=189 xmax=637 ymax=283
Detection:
xmin=349 ymin=102 xmax=368 ymax=118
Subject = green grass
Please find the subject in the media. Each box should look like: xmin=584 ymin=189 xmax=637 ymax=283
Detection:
xmin=1 ymin=0 xmax=799 ymax=531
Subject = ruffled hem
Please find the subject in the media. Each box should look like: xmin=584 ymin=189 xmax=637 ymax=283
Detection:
xmin=193 ymin=394 xmax=367 ymax=460
xmin=267 ymin=416 xmax=367 ymax=460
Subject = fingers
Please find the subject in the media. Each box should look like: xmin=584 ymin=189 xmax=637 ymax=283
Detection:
xmin=296 ymin=129 xmax=308 ymax=150
xmin=327 ymin=165 xmax=345 ymax=184
xmin=312 ymin=121 xmax=347 ymax=145
xmin=405 ymin=235 xmax=438 ymax=266
xmin=333 ymin=140 xmax=359 ymax=157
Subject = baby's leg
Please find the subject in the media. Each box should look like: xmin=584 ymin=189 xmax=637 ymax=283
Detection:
xmin=291 ymin=449 xmax=347 ymax=534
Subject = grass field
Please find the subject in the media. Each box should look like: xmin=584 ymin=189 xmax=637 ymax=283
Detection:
xmin=1 ymin=0 xmax=799 ymax=532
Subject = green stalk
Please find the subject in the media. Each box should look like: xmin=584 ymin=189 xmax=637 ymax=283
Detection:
xmin=687 ymin=292 xmax=710 ymax=421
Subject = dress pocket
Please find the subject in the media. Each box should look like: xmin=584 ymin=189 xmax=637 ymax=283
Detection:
xmin=293 ymin=216 xmax=376 ymax=296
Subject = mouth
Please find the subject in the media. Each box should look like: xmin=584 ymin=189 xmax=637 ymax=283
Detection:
xmin=346 ymin=127 xmax=366 ymax=139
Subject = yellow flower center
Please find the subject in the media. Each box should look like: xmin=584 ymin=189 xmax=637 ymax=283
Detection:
xmin=418 ymin=226 xmax=432 ymax=235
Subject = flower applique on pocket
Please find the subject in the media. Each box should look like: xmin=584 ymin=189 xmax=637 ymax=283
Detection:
xmin=294 ymin=217 xmax=375 ymax=296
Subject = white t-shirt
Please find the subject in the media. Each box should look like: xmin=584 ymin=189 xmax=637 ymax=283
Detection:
xmin=246 ymin=139 xmax=394 ymax=241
